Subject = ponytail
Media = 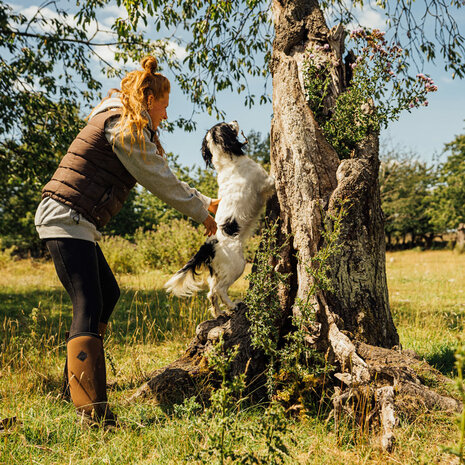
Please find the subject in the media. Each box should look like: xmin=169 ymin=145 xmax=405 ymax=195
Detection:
xmin=111 ymin=55 xmax=170 ymax=156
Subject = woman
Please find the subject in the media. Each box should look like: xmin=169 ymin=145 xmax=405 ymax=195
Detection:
xmin=35 ymin=56 xmax=218 ymax=426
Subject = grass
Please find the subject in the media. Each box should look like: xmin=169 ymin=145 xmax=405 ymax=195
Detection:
xmin=387 ymin=250 xmax=465 ymax=376
xmin=0 ymin=249 xmax=463 ymax=464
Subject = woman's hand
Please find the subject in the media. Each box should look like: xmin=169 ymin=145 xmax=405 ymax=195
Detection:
xmin=203 ymin=214 xmax=217 ymax=236
xmin=208 ymin=198 xmax=220 ymax=215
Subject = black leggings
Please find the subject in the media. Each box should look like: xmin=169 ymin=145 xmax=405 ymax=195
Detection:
xmin=46 ymin=239 xmax=120 ymax=337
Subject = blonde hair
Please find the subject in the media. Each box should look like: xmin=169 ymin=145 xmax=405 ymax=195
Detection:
xmin=113 ymin=56 xmax=170 ymax=156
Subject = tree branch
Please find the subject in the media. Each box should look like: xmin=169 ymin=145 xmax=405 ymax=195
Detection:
xmin=0 ymin=27 xmax=146 ymax=48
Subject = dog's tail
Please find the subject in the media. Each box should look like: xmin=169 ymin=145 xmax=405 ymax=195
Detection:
xmin=164 ymin=238 xmax=218 ymax=297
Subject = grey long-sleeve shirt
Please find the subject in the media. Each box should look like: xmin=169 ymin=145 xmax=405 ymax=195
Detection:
xmin=105 ymin=110 xmax=210 ymax=224
xmin=35 ymin=98 xmax=211 ymax=242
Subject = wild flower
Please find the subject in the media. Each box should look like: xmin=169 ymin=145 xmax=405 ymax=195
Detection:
xmin=302 ymin=26 xmax=438 ymax=158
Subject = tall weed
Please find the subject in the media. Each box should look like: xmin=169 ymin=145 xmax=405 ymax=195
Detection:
xmin=445 ymin=344 xmax=465 ymax=464
xmin=245 ymin=205 xmax=346 ymax=411
xmin=245 ymin=220 xmax=289 ymax=396
xmin=187 ymin=336 xmax=292 ymax=465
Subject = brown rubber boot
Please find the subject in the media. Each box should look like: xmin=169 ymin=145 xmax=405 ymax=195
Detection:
xmin=62 ymin=323 xmax=108 ymax=400
xmin=67 ymin=333 xmax=116 ymax=426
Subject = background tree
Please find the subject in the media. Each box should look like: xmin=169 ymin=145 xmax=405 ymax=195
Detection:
xmin=0 ymin=101 xmax=82 ymax=254
xmin=244 ymin=130 xmax=270 ymax=167
xmin=429 ymin=131 xmax=465 ymax=233
xmin=379 ymin=149 xmax=436 ymax=247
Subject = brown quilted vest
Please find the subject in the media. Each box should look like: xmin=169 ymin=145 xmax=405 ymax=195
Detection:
xmin=42 ymin=109 xmax=137 ymax=228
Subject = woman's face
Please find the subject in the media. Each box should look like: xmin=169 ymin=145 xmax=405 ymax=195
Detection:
xmin=147 ymin=91 xmax=169 ymax=130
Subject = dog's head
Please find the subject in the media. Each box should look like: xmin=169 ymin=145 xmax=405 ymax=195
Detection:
xmin=201 ymin=121 xmax=247 ymax=169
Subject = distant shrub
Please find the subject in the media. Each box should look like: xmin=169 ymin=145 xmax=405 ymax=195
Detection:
xmin=134 ymin=219 xmax=206 ymax=273
xmin=0 ymin=239 xmax=17 ymax=267
xmin=101 ymin=219 xmax=263 ymax=274
xmin=99 ymin=235 xmax=141 ymax=274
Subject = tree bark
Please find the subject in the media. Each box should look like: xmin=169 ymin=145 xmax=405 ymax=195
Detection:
xmin=270 ymin=0 xmax=398 ymax=348
xmin=133 ymin=0 xmax=460 ymax=449
xmin=456 ymin=223 xmax=465 ymax=251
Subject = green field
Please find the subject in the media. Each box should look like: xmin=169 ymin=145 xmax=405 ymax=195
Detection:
xmin=0 ymin=250 xmax=463 ymax=464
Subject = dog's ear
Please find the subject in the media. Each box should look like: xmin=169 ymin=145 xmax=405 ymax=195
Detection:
xmin=221 ymin=125 xmax=246 ymax=156
xmin=201 ymin=134 xmax=214 ymax=168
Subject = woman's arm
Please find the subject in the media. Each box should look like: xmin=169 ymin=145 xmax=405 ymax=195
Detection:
xmin=179 ymin=181 xmax=212 ymax=211
xmin=106 ymin=119 xmax=211 ymax=224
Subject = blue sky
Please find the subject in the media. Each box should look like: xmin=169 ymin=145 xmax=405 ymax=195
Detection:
xmin=385 ymin=72 xmax=464 ymax=163
xmin=10 ymin=0 xmax=465 ymax=167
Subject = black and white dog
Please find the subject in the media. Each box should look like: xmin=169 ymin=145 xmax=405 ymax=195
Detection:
xmin=164 ymin=121 xmax=275 ymax=317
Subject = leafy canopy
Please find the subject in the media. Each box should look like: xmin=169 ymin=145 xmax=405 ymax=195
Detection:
xmin=1 ymin=0 xmax=464 ymax=142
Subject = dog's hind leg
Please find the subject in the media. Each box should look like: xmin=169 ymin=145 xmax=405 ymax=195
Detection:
xmin=208 ymin=291 xmax=222 ymax=318
xmin=215 ymin=285 xmax=236 ymax=311
xmin=207 ymin=276 xmax=222 ymax=318
xmin=215 ymin=270 xmax=244 ymax=311
xmin=214 ymin=256 xmax=246 ymax=312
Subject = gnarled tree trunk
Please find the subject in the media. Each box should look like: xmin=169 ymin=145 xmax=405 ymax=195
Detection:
xmin=132 ymin=0 xmax=460 ymax=450
xmin=270 ymin=0 xmax=398 ymax=348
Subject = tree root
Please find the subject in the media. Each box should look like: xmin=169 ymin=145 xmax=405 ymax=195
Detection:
xmin=129 ymin=303 xmax=268 ymax=406
xmin=323 ymin=299 xmax=461 ymax=450
xmin=130 ymin=301 xmax=461 ymax=451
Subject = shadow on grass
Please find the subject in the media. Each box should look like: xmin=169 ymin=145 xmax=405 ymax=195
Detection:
xmin=392 ymin=301 xmax=459 ymax=376
xmin=425 ymin=346 xmax=456 ymax=377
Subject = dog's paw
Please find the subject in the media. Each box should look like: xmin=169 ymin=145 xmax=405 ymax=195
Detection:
xmin=220 ymin=301 xmax=242 ymax=315
xmin=210 ymin=306 xmax=224 ymax=319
